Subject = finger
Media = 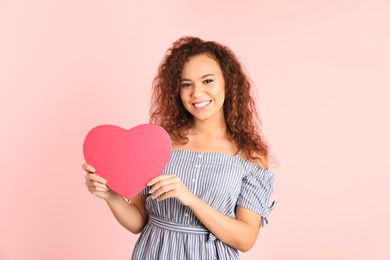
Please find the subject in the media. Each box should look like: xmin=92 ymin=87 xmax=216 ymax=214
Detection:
xmin=156 ymin=190 xmax=175 ymax=201
xmin=85 ymin=173 xmax=107 ymax=184
xmin=147 ymin=175 xmax=176 ymax=186
xmin=148 ymin=177 xmax=177 ymax=194
xmin=85 ymin=179 xmax=108 ymax=190
xmin=85 ymin=180 xmax=108 ymax=189
xmin=82 ymin=163 xmax=95 ymax=173
xmin=87 ymin=183 xmax=110 ymax=193
xmin=94 ymin=186 xmax=110 ymax=192
xmin=150 ymin=183 xmax=177 ymax=199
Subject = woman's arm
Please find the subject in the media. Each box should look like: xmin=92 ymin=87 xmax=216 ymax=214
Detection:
xmin=190 ymin=198 xmax=261 ymax=252
xmin=105 ymin=193 xmax=148 ymax=234
xmin=83 ymin=163 xmax=148 ymax=234
xmin=147 ymin=175 xmax=262 ymax=252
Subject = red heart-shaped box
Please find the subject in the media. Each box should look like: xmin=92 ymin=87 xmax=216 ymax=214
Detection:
xmin=83 ymin=124 xmax=171 ymax=199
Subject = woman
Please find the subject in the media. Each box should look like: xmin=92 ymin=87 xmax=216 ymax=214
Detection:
xmin=83 ymin=36 xmax=276 ymax=259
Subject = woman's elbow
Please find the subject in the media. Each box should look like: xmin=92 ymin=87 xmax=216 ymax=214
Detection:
xmin=238 ymin=243 xmax=255 ymax=252
xmin=236 ymin=237 xmax=257 ymax=252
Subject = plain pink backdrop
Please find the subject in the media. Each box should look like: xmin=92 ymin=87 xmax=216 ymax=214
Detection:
xmin=1 ymin=1 xmax=389 ymax=259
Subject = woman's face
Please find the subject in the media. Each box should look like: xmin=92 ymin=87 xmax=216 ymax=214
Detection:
xmin=179 ymin=54 xmax=226 ymax=123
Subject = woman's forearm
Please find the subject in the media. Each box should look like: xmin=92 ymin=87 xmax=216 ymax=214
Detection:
xmin=105 ymin=194 xmax=148 ymax=234
xmin=188 ymin=196 xmax=261 ymax=252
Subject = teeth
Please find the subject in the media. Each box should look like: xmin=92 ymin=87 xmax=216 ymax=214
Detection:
xmin=194 ymin=101 xmax=210 ymax=108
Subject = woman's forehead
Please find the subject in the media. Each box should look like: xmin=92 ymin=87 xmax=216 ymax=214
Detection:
xmin=181 ymin=54 xmax=222 ymax=78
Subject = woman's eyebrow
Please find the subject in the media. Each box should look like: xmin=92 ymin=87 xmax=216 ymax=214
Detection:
xmin=200 ymin=74 xmax=214 ymax=79
xmin=180 ymin=74 xmax=215 ymax=82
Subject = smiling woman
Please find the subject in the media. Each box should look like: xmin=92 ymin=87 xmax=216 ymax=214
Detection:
xmin=83 ymin=36 xmax=276 ymax=259
xmin=179 ymin=55 xmax=226 ymax=122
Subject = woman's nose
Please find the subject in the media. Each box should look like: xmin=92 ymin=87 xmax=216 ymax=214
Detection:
xmin=192 ymin=84 xmax=204 ymax=98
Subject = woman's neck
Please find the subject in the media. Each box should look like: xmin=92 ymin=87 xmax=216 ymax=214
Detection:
xmin=174 ymin=118 xmax=237 ymax=155
xmin=190 ymin=117 xmax=227 ymax=139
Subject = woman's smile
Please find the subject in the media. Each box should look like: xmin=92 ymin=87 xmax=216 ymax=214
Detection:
xmin=193 ymin=100 xmax=212 ymax=109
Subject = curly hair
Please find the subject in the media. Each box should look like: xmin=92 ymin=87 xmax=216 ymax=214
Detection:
xmin=150 ymin=36 xmax=269 ymax=164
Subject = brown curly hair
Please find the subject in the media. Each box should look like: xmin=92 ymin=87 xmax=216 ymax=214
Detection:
xmin=150 ymin=36 xmax=269 ymax=164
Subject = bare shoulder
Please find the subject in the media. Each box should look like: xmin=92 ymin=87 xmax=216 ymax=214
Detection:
xmin=240 ymin=151 xmax=269 ymax=169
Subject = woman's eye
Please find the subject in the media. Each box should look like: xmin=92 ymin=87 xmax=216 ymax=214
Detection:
xmin=204 ymin=79 xmax=213 ymax=84
xmin=181 ymin=83 xmax=191 ymax=87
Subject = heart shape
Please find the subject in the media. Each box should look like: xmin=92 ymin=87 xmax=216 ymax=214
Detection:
xmin=83 ymin=124 xmax=171 ymax=199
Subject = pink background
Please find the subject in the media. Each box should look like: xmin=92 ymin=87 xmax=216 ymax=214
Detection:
xmin=1 ymin=1 xmax=389 ymax=259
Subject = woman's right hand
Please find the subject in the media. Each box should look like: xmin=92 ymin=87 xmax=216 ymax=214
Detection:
xmin=82 ymin=163 xmax=117 ymax=201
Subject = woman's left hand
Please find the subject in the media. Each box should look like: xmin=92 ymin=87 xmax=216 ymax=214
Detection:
xmin=147 ymin=175 xmax=197 ymax=206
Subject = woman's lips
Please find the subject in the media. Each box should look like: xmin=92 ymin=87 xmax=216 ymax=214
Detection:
xmin=193 ymin=100 xmax=211 ymax=109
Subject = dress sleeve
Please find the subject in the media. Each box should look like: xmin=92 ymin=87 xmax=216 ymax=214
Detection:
xmin=236 ymin=167 xmax=276 ymax=227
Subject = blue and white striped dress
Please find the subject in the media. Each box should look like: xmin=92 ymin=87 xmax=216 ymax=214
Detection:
xmin=132 ymin=149 xmax=276 ymax=260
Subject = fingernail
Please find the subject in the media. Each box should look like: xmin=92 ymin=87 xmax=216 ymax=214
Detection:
xmin=147 ymin=182 xmax=151 ymax=186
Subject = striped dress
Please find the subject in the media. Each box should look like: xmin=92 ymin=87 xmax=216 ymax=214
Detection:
xmin=132 ymin=149 xmax=276 ymax=260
